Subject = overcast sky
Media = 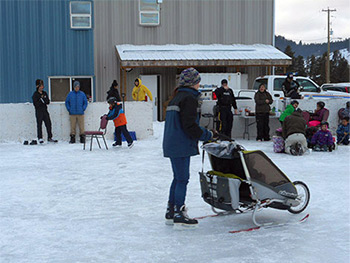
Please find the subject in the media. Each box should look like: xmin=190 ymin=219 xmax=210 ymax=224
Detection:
xmin=275 ymin=0 xmax=350 ymax=44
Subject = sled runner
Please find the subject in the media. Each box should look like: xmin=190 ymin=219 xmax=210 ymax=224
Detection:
xmin=199 ymin=140 xmax=310 ymax=227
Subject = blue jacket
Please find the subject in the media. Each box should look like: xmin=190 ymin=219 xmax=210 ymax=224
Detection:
xmin=337 ymin=123 xmax=349 ymax=137
xmin=163 ymin=87 xmax=212 ymax=158
xmin=65 ymin=90 xmax=88 ymax=115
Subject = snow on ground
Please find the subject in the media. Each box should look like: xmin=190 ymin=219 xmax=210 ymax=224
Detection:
xmin=0 ymin=122 xmax=349 ymax=263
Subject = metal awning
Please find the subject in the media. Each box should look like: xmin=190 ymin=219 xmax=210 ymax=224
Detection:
xmin=115 ymin=44 xmax=291 ymax=68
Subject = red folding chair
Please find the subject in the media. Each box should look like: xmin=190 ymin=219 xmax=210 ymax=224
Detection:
xmin=83 ymin=115 xmax=109 ymax=151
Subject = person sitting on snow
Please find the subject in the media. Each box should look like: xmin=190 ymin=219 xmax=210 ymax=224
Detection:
xmin=311 ymin=121 xmax=334 ymax=152
xmin=336 ymin=117 xmax=349 ymax=145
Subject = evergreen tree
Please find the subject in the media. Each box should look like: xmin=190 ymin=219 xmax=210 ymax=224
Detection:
xmin=295 ymin=55 xmax=306 ymax=76
xmin=330 ymin=50 xmax=350 ymax=83
xmin=284 ymin=45 xmax=295 ymax=73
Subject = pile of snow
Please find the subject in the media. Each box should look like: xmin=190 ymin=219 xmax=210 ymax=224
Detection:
xmin=339 ymin=48 xmax=350 ymax=64
xmin=330 ymin=48 xmax=350 ymax=64
xmin=1 ymin=122 xmax=349 ymax=262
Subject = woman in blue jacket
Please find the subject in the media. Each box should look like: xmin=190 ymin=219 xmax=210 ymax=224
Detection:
xmin=65 ymin=81 xmax=88 ymax=143
xmin=163 ymin=68 xmax=214 ymax=229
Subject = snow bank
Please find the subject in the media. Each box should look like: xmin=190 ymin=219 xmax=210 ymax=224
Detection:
xmin=0 ymin=102 xmax=153 ymax=142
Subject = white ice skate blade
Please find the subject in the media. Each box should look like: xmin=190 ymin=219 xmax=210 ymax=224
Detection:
xmin=173 ymin=223 xmax=198 ymax=230
xmin=165 ymin=219 xmax=174 ymax=225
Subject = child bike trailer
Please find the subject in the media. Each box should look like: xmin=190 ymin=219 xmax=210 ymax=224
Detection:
xmin=199 ymin=141 xmax=310 ymax=226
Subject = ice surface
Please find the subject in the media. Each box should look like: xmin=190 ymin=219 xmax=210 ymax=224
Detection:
xmin=0 ymin=122 xmax=349 ymax=263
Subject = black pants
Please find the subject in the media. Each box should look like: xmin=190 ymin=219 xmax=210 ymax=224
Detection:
xmin=217 ymin=107 xmax=233 ymax=137
xmin=115 ymin=125 xmax=133 ymax=145
xmin=256 ymin=113 xmax=270 ymax=140
xmin=35 ymin=110 xmax=52 ymax=139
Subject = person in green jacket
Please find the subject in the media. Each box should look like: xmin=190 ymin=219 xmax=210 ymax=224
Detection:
xmin=279 ymin=100 xmax=299 ymax=125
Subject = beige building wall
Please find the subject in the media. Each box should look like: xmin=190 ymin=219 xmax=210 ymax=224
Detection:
xmin=93 ymin=0 xmax=274 ymax=105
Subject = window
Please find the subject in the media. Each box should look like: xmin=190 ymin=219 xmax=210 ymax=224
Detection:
xmin=139 ymin=0 xmax=160 ymax=26
xmin=49 ymin=76 xmax=93 ymax=102
xmin=70 ymin=1 xmax=92 ymax=29
xmin=253 ymin=78 xmax=267 ymax=90
xmin=273 ymin=78 xmax=285 ymax=91
xmin=296 ymin=79 xmax=318 ymax=93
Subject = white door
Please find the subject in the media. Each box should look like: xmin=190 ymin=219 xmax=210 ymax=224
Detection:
xmin=140 ymin=75 xmax=158 ymax=121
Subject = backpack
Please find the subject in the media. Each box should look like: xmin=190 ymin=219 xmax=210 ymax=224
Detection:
xmin=273 ymin=136 xmax=285 ymax=153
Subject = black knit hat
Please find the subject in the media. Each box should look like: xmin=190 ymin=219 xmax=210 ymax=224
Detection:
xmin=221 ymin=79 xmax=228 ymax=85
xmin=36 ymin=79 xmax=43 ymax=87
xmin=112 ymin=80 xmax=118 ymax=87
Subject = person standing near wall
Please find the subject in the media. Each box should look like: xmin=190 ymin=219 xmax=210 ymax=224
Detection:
xmin=254 ymin=83 xmax=273 ymax=141
xmin=65 ymin=81 xmax=88 ymax=144
xmin=132 ymin=78 xmax=153 ymax=102
xmin=163 ymin=68 xmax=215 ymax=229
xmin=32 ymin=79 xmax=57 ymax=143
xmin=106 ymin=80 xmax=121 ymax=102
xmin=214 ymin=79 xmax=238 ymax=137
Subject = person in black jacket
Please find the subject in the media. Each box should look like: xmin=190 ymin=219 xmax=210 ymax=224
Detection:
xmin=254 ymin=84 xmax=273 ymax=141
xmin=163 ymin=67 xmax=214 ymax=228
xmin=106 ymin=80 xmax=122 ymax=102
xmin=282 ymin=73 xmax=302 ymax=99
xmin=214 ymin=79 xmax=238 ymax=137
xmin=32 ymin=79 xmax=57 ymax=143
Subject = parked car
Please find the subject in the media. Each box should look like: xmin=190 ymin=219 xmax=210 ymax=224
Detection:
xmin=321 ymin=83 xmax=350 ymax=93
xmin=240 ymin=75 xmax=350 ymax=99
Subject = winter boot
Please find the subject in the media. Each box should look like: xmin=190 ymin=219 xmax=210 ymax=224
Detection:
xmin=313 ymin=144 xmax=321 ymax=151
xmin=80 ymin=134 xmax=85 ymax=144
xmin=296 ymin=143 xmax=304 ymax=156
xmin=128 ymin=141 xmax=134 ymax=149
xmin=173 ymin=205 xmax=198 ymax=229
xmin=290 ymin=144 xmax=297 ymax=156
xmin=29 ymin=140 xmax=37 ymax=145
xmin=48 ymin=138 xmax=58 ymax=143
xmin=112 ymin=142 xmax=122 ymax=147
xmin=165 ymin=202 xmax=175 ymax=225
xmin=69 ymin=135 xmax=75 ymax=144
xmin=39 ymin=139 xmax=44 ymax=144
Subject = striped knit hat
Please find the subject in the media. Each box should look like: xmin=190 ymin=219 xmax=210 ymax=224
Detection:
xmin=178 ymin=68 xmax=201 ymax=87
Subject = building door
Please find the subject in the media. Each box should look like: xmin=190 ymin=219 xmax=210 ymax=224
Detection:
xmin=140 ymin=75 xmax=159 ymax=121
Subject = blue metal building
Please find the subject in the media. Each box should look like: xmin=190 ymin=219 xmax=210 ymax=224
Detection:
xmin=0 ymin=0 xmax=94 ymax=103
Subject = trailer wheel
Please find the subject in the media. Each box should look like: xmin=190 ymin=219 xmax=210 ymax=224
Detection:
xmin=288 ymin=181 xmax=310 ymax=214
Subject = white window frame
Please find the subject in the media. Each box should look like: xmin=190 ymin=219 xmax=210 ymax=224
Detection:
xmin=139 ymin=0 xmax=160 ymax=26
xmin=70 ymin=1 xmax=92 ymax=29
xmin=48 ymin=76 xmax=94 ymax=102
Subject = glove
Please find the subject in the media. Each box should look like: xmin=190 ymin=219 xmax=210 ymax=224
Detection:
xmin=211 ymin=129 xmax=220 ymax=140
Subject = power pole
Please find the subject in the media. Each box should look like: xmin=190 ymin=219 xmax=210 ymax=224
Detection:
xmin=322 ymin=7 xmax=336 ymax=83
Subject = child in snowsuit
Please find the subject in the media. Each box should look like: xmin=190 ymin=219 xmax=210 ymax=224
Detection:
xmin=311 ymin=121 xmax=333 ymax=151
xmin=106 ymin=97 xmax=133 ymax=148
xmin=336 ymin=117 xmax=349 ymax=145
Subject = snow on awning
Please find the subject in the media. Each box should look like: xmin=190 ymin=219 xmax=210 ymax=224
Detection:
xmin=115 ymin=44 xmax=291 ymax=68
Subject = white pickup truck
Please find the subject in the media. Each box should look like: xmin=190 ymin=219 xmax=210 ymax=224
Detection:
xmin=238 ymin=75 xmax=350 ymax=100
